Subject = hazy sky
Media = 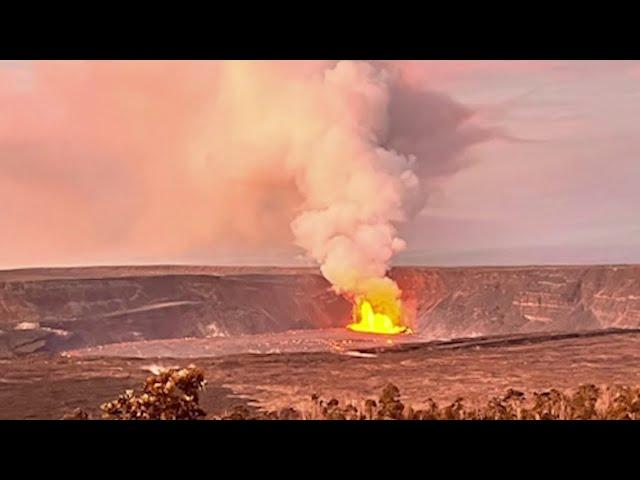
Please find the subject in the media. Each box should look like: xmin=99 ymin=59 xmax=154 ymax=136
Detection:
xmin=0 ymin=60 xmax=638 ymax=268
xmin=397 ymin=61 xmax=640 ymax=265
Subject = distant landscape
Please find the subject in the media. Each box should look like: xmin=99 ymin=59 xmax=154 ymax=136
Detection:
xmin=2 ymin=264 xmax=640 ymax=419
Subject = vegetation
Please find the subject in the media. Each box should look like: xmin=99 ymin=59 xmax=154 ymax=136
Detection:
xmin=64 ymin=365 xmax=640 ymax=420
xmin=100 ymin=365 xmax=206 ymax=420
xmin=219 ymin=383 xmax=640 ymax=420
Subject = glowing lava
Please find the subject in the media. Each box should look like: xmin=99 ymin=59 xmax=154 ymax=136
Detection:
xmin=347 ymin=299 xmax=410 ymax=335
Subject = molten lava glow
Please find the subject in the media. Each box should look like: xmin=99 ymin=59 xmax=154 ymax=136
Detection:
xmin=347 ymin=299 xmax=408 ymax=335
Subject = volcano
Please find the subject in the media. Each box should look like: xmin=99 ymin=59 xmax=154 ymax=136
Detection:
xmin=1 ymin=264 xmax=640 ymax=357
xmin=2 ymin=264 xmax=640 ymax=419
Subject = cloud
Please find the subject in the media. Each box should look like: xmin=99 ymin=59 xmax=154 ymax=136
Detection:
xmin=0 ymin=60 xmax=496 ymax=270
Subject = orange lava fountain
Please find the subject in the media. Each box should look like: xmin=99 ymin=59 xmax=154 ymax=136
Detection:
xmin=347 ymin=298 xmax=410 ymax=335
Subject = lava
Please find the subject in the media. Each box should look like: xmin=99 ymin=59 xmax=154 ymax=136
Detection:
xmin=347 ymin=298 xmax=410 ymax=335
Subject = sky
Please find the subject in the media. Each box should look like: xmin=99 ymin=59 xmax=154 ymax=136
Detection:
xmin=397 ymin=61 xmax=640 ymax=265
xmin=0 ymin=60 xmax=638 ymax=268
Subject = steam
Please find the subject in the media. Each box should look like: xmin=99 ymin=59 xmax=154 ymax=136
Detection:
xmin=287 ymin=61 xmax=419 ymax=310
xmin=205 ymin=60 xmax=428 ymax=321
xmin=0 ymin=60 xmax=495 ymax=303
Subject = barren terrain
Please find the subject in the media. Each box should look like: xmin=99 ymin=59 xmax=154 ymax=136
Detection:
xmin=1 ymin=264 xmax=639 ymax=419
xmin=2 ymin=329 xmax=640 ymax=419
xmin=2 ymin=264 xmax=640 ymax=357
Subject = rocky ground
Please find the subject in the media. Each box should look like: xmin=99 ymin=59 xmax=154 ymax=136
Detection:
xmin=2 ymin=264 xmax=640 ymax=419
xmin=2 ymin=264 xmax=640 ymax=357
xmin=3 ymin=328 xmax=640 ymax=419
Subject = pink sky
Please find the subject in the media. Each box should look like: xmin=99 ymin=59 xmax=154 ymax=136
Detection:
xmin=0 ymin=60 xmax=639 ymax=268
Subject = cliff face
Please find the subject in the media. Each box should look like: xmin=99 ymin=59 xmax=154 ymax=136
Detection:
xmin=0 ymin=265 xmax=639 ymax=356
xmin=0 ymin=273 xmax=351 ymax=356
xmin=392 ymin=265 xmax=640 ymax=338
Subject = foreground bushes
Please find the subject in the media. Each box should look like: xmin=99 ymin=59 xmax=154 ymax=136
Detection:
xmin=64 ymin=365 xmax=640 ymax=420
xmin=221 ymin=383 xmax=640 ymax=420
xmin=100 ymin=365 xmax=206 ymax=420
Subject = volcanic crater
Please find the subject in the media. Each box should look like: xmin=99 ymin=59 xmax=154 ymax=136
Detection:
xmin=1 ymin=264 xmax=640 ymax=418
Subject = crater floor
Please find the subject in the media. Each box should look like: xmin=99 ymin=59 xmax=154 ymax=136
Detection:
xmin=3 ymin=328 xmax=640 ymax=419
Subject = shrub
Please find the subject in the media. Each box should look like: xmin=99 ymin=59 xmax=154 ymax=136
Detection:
xmin=100 ymin=365 xmax=206 ymax=420
xmin=62 ymin=365 xmax=640 ymax=420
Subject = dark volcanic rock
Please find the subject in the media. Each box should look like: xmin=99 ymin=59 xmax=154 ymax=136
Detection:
xmin=0 ymin=271 xmax=351 ymax=354
xmin=4 ymin=328 xmax=640 ymax=419
xmin=391 ymin=265 xmax=640 ymax=338
xmin=0 ymin=264 xmax=639 ymax=355
xmin=0 ymin=328 xmax=56 ymax=357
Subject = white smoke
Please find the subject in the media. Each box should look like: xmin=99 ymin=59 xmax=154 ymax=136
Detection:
xmin=0 ymin=60 xmax=495 ymax=307
xmin=198 ymin=60 xmax=424 ymax=322
xmin=289 ymin=61 xmax=420 ymax=305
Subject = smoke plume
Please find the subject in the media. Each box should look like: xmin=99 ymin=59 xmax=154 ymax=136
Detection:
xmin=204 ymin=60 xmax=493 ymax=322
xmin=0 ymin=61 xmax=495 ymax=320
